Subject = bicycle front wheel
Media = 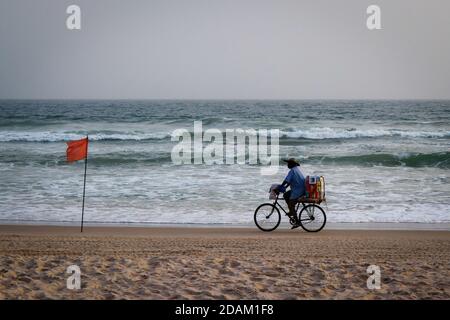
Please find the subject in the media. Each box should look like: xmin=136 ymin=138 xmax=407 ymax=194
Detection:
xmin=298 ymin=204 xmax=326 ymax=232
xmin=254 ymin=203 xmax=281 ymax=232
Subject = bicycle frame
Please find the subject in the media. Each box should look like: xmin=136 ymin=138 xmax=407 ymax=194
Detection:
xmin=271 ymin=197 xmax=306 ymax=216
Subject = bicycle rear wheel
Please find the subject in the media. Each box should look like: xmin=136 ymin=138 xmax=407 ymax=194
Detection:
xmin=298 ymin=204 xmax=326 ymax=232
xmin=254 ymin=203 xmax=281 ymax=232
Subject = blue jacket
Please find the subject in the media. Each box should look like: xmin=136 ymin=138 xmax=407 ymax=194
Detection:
xmin=284 ymin=166 xmax=306 ymax=199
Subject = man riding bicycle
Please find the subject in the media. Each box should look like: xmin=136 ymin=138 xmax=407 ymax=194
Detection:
xmin=275 ymin=158 xmax=306 ymax=229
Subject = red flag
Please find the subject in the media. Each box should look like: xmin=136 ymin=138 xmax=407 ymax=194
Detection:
xmin=66 ymin=137 xmax=88 ymax=162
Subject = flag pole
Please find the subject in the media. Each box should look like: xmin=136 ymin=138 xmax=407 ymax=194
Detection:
xmin=80 ymin=135 xmax=88 ymax=232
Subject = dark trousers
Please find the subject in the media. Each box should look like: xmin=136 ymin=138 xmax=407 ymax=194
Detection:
xmin=283 ymin=190 xmax=297 ymax=217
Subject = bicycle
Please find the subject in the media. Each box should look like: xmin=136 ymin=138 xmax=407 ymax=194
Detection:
xmin=254 ymin=194 xmax=327 ymax=232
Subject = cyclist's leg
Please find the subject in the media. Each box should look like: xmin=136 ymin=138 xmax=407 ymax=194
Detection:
xmin=283 ymin=190 xmax=291 ymax=209
xmin=288 ymin=199 xmax=298 ymax=219
xmin=288 ymin=198 xmax=300 ymax=229
xmin=283 ymin=191 xmax=296 ymax=217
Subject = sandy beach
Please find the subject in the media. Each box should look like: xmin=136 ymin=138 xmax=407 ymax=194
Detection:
xmin=0 ymin=225 xmax=449 ymax=300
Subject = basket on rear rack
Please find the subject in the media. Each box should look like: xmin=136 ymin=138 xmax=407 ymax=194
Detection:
xmin=301 ymin=175 xmax=326 ymax=204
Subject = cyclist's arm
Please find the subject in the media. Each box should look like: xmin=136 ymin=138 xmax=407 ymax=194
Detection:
xmin=277 ymin=180 xmax=290 ymax=192
xmin=277 ymin=170 xmax=292 ymax=192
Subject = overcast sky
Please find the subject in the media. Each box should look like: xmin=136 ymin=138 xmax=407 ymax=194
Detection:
xmin=0 ymin=0 xmax=449 ymax=99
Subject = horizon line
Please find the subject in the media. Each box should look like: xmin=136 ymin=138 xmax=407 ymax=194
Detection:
xmin=1 ymin=98 xmax=450 ymax=101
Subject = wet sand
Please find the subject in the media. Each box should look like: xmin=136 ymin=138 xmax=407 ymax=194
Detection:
xmin=0 ymin=225 xmax=449 ymax=299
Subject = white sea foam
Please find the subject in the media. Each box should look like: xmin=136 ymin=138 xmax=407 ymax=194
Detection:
xmin=280 ymin=128 xmax=450 ymax=139
xmin=0 ymin=163 xmax=449 ymax=224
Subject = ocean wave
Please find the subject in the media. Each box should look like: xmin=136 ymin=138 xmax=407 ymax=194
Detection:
xmin=1 ymin=127 xmax=449 ymax=142
xmin=1 ymin=152 xmax=173 ymax=166
xmin=3 ymin=150 xmax=449 ymax=168
xmin=280 ymin=128 xmax=450 ymax=139
xmin=309 ymin=152 xmax=450 ymax=168
xmin=87 ymin=154 xmax=173 ymax=165
xmin=0 ymin=131 xmax=170 ymax=142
